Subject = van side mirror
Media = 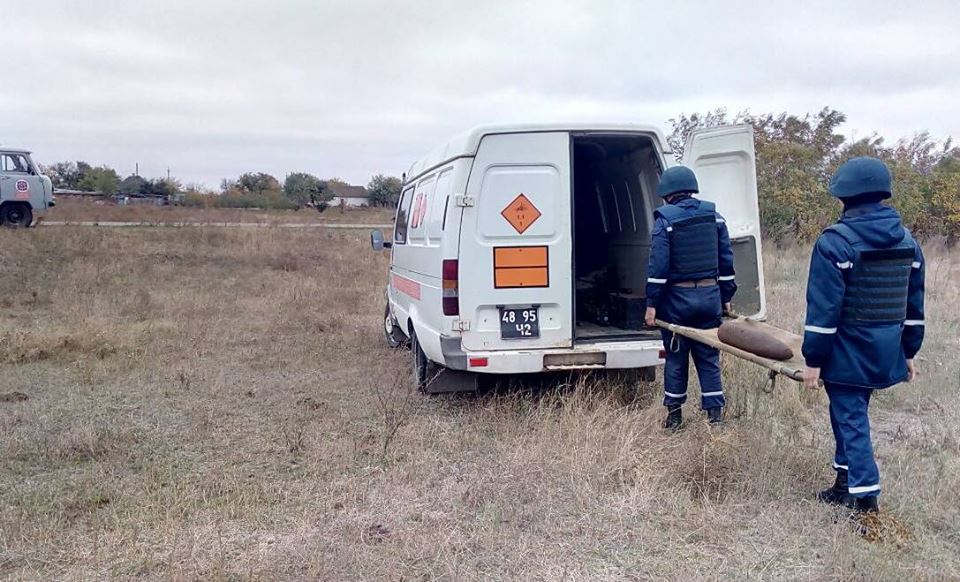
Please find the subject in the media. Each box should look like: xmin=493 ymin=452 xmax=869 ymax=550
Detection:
xmin=370 ymin=229 xmax=392 ymax=251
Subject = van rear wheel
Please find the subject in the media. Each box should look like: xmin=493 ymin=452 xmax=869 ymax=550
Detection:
xmin=410 ymin=329 xmax=437 ymax=393
xmin=384 ymin=303 xmax=406 ymax=349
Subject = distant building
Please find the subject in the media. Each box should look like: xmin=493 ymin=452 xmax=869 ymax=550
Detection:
xmin=328 ymin=183 xmax=370 ymax=207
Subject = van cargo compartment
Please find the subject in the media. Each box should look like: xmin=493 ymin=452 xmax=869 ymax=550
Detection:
xmin=607 ymin=292 xmax=646 ymax=330
xmin=572 ymin=133 xmax=662 ymax=343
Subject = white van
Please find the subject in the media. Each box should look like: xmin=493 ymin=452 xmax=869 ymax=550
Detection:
xmin=371 ymin=123 xmax=765 ymax=392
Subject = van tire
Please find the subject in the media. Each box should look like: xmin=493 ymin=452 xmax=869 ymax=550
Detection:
xmin=410 ymin=329 xmax=437 ymax=393
xmin=1 ymin=203 xmax=32 ymax=228
xmin=383 ymin=303 xmax=407 ymax=349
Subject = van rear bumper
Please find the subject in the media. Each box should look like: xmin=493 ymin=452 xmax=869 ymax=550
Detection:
xmin=441 ymin=337 xmax=664 ymax=374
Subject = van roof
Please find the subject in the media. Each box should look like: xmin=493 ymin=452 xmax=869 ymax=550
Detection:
xmin=0 ymin=147 xmax=32 ymax=154
xmin=405 ymin=122 xmax=670 ymax=182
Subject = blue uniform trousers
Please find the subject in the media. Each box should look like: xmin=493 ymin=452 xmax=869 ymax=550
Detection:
xmin=825 ymin=382 xmax=880 ymax=498
xmin=658 ymin=285 xmax=724 ymax=410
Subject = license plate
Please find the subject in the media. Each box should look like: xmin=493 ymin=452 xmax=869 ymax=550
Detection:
xmin=499 ymin=306 xmax=540 ymax=339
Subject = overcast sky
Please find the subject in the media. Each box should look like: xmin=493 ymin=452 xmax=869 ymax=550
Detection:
xmin=2 ymin=0 xmax=958 ymax=188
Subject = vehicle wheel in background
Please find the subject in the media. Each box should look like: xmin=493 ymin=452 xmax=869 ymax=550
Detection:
xmin=0 ymin=203 xmax=32 ymax=228
xmin=384 ymin=303 xmax=407 ymax=349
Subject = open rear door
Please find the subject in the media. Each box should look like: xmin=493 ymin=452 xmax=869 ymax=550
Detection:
xmin=683 ymin=125 xmax=766 ymax=319
xmin=457 ymin=131 xmax=573 ymax=351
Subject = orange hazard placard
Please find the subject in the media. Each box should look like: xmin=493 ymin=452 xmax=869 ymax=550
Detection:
xmin=493 ymin=245 xmax=549 ymax=288
xmin=501 ymin=194 xmax=541 ymax=234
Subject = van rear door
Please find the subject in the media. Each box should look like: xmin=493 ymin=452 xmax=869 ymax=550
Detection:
xmin=682 ymin=125 xmax=766 ymax=319
xmin=457 ymin=131 xmax=573 ymax=351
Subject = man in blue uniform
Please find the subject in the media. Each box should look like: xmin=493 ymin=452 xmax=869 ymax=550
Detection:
xmin=802 ymin=157 xmax=925 ymax=515
xmin=644 ymin=166 xmax=737 ymax=430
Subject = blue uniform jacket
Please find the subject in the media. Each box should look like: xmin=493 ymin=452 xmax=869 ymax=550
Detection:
xmin=645 ymin=197 xmax=737 ymax=308
xmin=802 ymin=203 xmax=925 ymax=389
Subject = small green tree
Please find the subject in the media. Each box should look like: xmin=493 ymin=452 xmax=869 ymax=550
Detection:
xmin=283 ymin=172 xmax=327 ymax=206
xmin=366 ymin=174 xmax=402 ymax=207
xmin=43 ymin=161 xmax=82 ymax=189
xmin=146 ymin=178 xmax=181 ymax=198
xmin=119 ymin=175 xmax=149 ymax=194
xmin=76 ymin=161 xmax=92 ymax=186
xmin=928 ymin=166 xmax=960 ymax=238
xmin=78 ymin=165 xmax=121 ymax=195
xmin=238 ymin=172 xmax=281 ymax=194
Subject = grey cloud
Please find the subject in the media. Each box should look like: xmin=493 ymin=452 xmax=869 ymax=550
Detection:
xmin=1 ymin=0 xmax=957 ymax=187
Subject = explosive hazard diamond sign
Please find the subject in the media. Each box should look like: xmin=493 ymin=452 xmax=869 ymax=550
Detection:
xmin=501 ymin=193 xmax=541 ymax=234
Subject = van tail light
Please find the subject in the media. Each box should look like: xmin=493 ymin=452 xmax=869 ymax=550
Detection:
xmin=442 ymin=259 xmax=459 ymax=316
xmin=658 ymin=349 xmax=667 ymax=360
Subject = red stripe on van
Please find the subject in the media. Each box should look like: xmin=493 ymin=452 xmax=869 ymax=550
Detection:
xmin=392 ymin=274 xmax=421 ymax=300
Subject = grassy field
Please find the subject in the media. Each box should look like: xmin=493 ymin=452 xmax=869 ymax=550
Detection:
xmin=1 ymin=227 xmax=958 ymax=580
xmin=44 ymin=197 xmax=394 ymax=225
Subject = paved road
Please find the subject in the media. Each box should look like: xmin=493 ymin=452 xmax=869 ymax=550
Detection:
xmin=39 ymin=221 xmax=392 ymax=229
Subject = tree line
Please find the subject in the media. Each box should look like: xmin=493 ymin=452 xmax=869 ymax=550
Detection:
xmin=41 ymin=107 xmax=958 ymax=238
xmin=192 ymin=172 xmax=403 ymax=210
xmin=43 ymin=161 xmax=180 ymax=198
xmin=41 ymin=161 xmax=405 ymax=211
xmin=668 ymin=107 xmax=960 ymax=240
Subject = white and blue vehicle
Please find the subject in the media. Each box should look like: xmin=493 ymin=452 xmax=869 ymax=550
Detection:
xmin=0 ymin=148 xmax=54 ymax=227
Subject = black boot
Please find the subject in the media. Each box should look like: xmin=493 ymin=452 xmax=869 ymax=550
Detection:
xmin=849 ymin=495 xmax=881 ymax=538
xmin=853 ymin=495 xmax=879 ymax=514
xmin=817 ymin=469 xmax=851 ymax=506
xmin=664 ymin=407 xmax=682 ymax=432
xmin=706 ymin=407 xmax=723 ymax=424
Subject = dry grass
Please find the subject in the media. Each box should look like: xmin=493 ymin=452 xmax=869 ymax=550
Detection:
xmin=45 ymin=197 xmax=394 ymax=225
xmin=1 ymin=228 xmax=958 ymax=580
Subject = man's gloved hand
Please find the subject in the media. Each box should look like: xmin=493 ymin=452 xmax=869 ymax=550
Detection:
xmin=645 ymin=307 xmax=656 ymax=327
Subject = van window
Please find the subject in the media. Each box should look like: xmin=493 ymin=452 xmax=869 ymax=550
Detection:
xmin=410 ymin=193 xmax=427 ymax=229
xmin=1 ymin=154 xmax=31 ymax=174
xmin=430 ymin=168 xmax=452 ymax=237
xmin=408 ymin=175 xmax=437 ymax=245
xmin=394 ymin=186 xmax=415 ymax=244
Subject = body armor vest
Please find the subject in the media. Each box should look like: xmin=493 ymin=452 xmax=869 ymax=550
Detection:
xmin=656 ymin=200 xmax=719 ymax=279
xmin=827 ymin=223 xmax=914 ymax=324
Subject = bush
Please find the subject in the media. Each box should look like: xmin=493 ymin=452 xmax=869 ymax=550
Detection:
xmin=178 ymin=189 xmax=299 ymax=210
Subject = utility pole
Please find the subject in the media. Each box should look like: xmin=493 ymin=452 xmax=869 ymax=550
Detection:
xmin=135 ymin=163 xmax=139 ymax=177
